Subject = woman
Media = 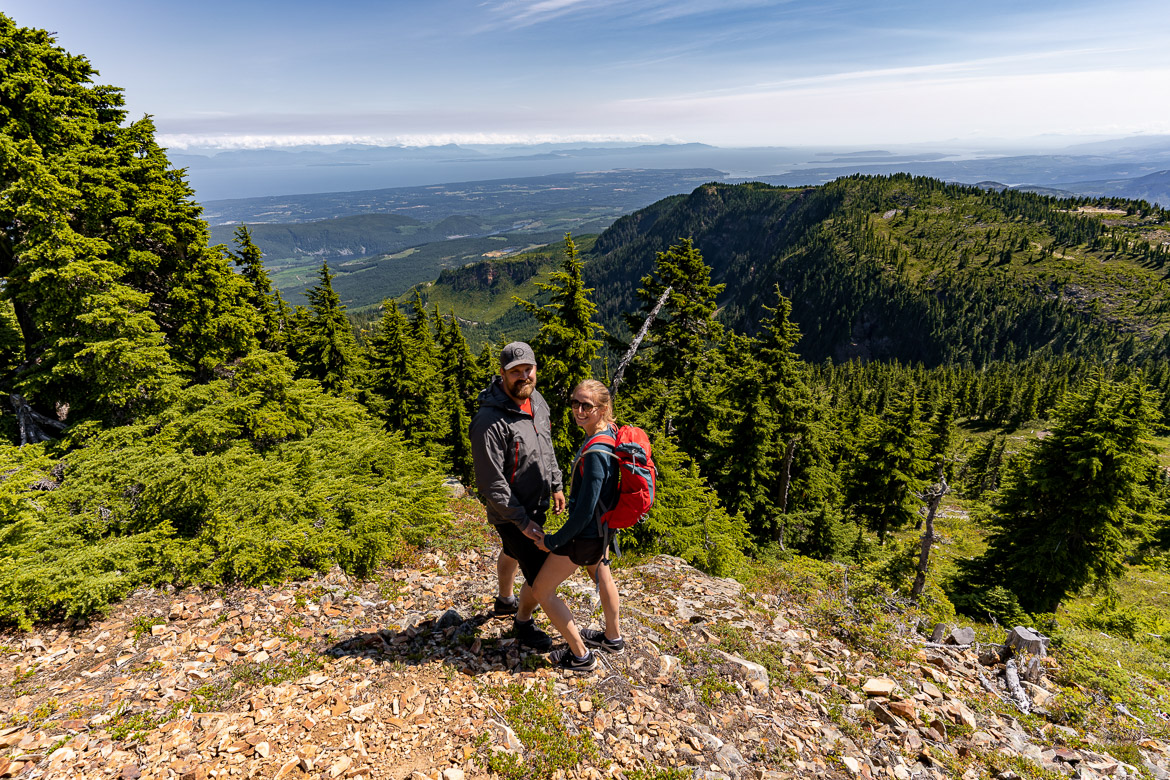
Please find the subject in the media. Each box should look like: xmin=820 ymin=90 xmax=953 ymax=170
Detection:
xmin=531 ymin=379 xmax=625 ymax=672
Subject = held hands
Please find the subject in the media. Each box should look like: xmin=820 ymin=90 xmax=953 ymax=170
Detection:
xmin=552 ymin=491 xmax=566 ymax=515
xmin=522 ymin=519 xmax=550 ymax=552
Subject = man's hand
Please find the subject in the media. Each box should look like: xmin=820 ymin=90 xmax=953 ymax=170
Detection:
xmin=552 ymin=491 xmax=566 ymax=515
xmin=521 ymin=519 xmax=543 ymax=542
xmin=522 ymin=519 xmax=548 ymax=551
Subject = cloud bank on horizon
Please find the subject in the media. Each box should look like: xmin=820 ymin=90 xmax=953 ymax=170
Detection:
xmin=4 ymin=0 xmax=1169 ymax=149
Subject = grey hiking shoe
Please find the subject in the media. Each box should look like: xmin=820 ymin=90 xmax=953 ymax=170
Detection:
xmin=581 ymin=628 xmax=625 ymax=654
xmin=493 ymin=595 xmax=519 ymax=615
xmin=549 ymin=647 xmax=597 ymax=672
xmin=513 ymin=618 xmax=553 ymax=652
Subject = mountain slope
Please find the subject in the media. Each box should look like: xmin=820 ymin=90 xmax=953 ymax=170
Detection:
xmin=583 ymin=176 xmax=1170 ymax=365
xmin=5 ymin=526 xmax=1168 ymax=780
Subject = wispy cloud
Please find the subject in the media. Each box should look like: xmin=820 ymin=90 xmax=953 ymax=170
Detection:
xmin=480 ymin=0 xmax=782 ymax=29
xmin=158 ymin=132 xmax=669 ymax=151
xmin=633 ymin=46 xmax=1135 ymax=102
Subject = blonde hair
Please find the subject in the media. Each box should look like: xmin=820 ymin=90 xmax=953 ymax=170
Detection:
xmin=573 ymin=379 xmax=616 ymax=425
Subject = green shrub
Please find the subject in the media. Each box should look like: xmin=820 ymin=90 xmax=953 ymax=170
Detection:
xmin=0 ymin=352 xmax=450 ymax=628
xmin=487 ymin=680 xmax=597 ymax=780
xmin=951 ymin=584 xmax=1028 ymax=627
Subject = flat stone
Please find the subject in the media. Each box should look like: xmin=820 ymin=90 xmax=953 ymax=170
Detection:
xmin=329 ymin=756 xmax=352 ymax=777
xmin=659 ymin=654 xmax=680 ymax=678
xmin=1022 ymin=681 xmax=1055 ymax=707
xmin=979 ymin=646 xmax=1009 ymax=666
xmin=863 ymin=677 xmax=898 ymax=697
xmin=888 ymin=700 xmax=917 ymax=721
xmin=866 ymin=700 xmax=907 ymax=730
xmin=715 ymin=650 xmax=769 ymax=692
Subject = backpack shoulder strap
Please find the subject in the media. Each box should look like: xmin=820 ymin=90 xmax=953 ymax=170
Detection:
xmin=581 ymin=427 xmax=616 ymax=454
xmin=574 ymin=428 xmax=617 ymax=474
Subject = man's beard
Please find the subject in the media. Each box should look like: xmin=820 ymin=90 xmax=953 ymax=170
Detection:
xmin=507 ymin=377 xmax=534 ymax=400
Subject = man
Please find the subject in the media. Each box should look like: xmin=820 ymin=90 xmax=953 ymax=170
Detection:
xmin=470 ymin=341 xmax=566 ymax=652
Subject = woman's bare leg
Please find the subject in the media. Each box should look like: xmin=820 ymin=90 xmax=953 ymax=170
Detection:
xmin=531 ymin=554 xmax=588 ymax=657
xmin=587 ymin=561 xmax=621 ymax=640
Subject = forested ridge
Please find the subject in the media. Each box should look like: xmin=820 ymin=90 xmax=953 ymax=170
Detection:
xmin=586 ymin=177 xmax=1170 ymax=366
xmin=3 ymin=15 xmax=1170 ymax=748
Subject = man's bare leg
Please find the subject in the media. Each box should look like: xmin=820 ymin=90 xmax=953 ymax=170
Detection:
xmin=497 ymin=551 xmax=518 ymax=599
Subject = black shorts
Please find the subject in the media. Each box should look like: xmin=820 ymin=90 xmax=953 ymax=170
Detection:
xmin=494 ymin=521 xmax=548 ymax=586
xmin=551 ymin=537 xmax=605 ymax=567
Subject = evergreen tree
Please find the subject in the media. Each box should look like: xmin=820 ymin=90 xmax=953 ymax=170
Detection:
xmin=706 ymin=290 xmax=836 ymax=545
xmin=0 ymin=15 xmax=257 ymax=423
xmin=618 ymin=238 xmax=727 ymax=461
xmin=631 ymin=237 xmax=725 ymax=386
xmin=50 ymin=284 xmax=183 ymax=426
xmin=294 ymin=262 xmax=359 ymax=395
xmin=407 ymin=289 xmax=437 ymax=360
xmin=845 ymin=390 xmax=932 ymax=544
xmin=359 ymin=301 xmax=445 ymax=457
xmin=0 ymin=349 xmax=450 ymax=628
xmin=435 ymin=312 xmax=479 ymax=483
xmin=963 ymin=435 xmax=1007 ymax=498
xmin=227 ymin=226 xmax=287 ymax=350
xmin=443 ymin=370 xmax=475 ymax=485
xmin=514 ymin=234 xmax=605 ymax=462
xmin=436 ymin=311 xmax=480 ymax=419
xmin=960 ymin=377 xmax=1164 ymax=613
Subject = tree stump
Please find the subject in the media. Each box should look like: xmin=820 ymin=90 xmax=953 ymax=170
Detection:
xmin=1006 ymin=626 xmax=1049 ymax=657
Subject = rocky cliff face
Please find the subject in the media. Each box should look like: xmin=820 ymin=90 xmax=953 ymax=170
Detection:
xmin=436 ymin=258 xmax=546 ymax=293
xmin=1 ymin=526 xmax=1167 ymax=780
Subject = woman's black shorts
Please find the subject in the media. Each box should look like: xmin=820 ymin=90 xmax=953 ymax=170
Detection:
xmin=551 ymin=536 xmax=605 ymax=567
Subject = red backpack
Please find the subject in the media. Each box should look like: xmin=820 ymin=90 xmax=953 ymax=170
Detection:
xmin=578 ymin=425 xmax=657 ymax=530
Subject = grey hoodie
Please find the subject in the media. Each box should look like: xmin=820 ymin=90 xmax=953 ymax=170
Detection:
xmin=469 ymin=377 xmax=564 ymax=528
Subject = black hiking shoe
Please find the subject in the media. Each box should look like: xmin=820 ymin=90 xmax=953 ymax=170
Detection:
xmin=493 ymin=595 xmax=519 ymax=615
xmin=549 ymin=647 xmax=597 ymax=672
xmin=581 ymin=628 xmax=625 ymax=654
xmin=513 ymin=618 xmax=553 ymax=652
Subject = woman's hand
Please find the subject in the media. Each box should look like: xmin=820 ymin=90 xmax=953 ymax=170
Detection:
xmin=522 ymin=519 xmax=545 ymax=546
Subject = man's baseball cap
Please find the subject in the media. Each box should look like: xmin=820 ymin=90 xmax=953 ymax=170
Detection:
xmin=500 ymin=341 xmax=537 ymax=370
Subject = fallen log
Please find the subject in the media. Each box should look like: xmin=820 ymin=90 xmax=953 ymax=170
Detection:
xmin=1004 ymin=658 xmax=1031 ymax=714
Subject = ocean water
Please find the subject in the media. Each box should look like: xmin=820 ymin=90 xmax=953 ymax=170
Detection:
xmin=180 ymin=147 xmax=815 ymax=202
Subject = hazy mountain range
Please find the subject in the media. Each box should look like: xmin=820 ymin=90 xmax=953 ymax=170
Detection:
xmin=182 ymin=136 xmax=1170 ymax=205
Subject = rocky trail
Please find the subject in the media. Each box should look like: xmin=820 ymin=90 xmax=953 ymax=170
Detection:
xmin=2 ymin=524 xmax=1169 ymax=780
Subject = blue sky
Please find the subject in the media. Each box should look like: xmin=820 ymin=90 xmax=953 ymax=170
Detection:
xmin=5 ymin=0 xmax=1169 ymax=149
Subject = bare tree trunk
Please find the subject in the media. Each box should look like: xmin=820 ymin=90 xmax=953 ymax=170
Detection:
xmin=9 ymin=393 xmax=67 ymax=446
xmin=911 ymin=476 xmax=949 ymax=599
xmin=610 ymin=286 xmax=672 ymax=400
xmin=778 ymin=436 xmax=799 ymax=514
xmin=773 ymin=435 xmax=800 ymax=545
